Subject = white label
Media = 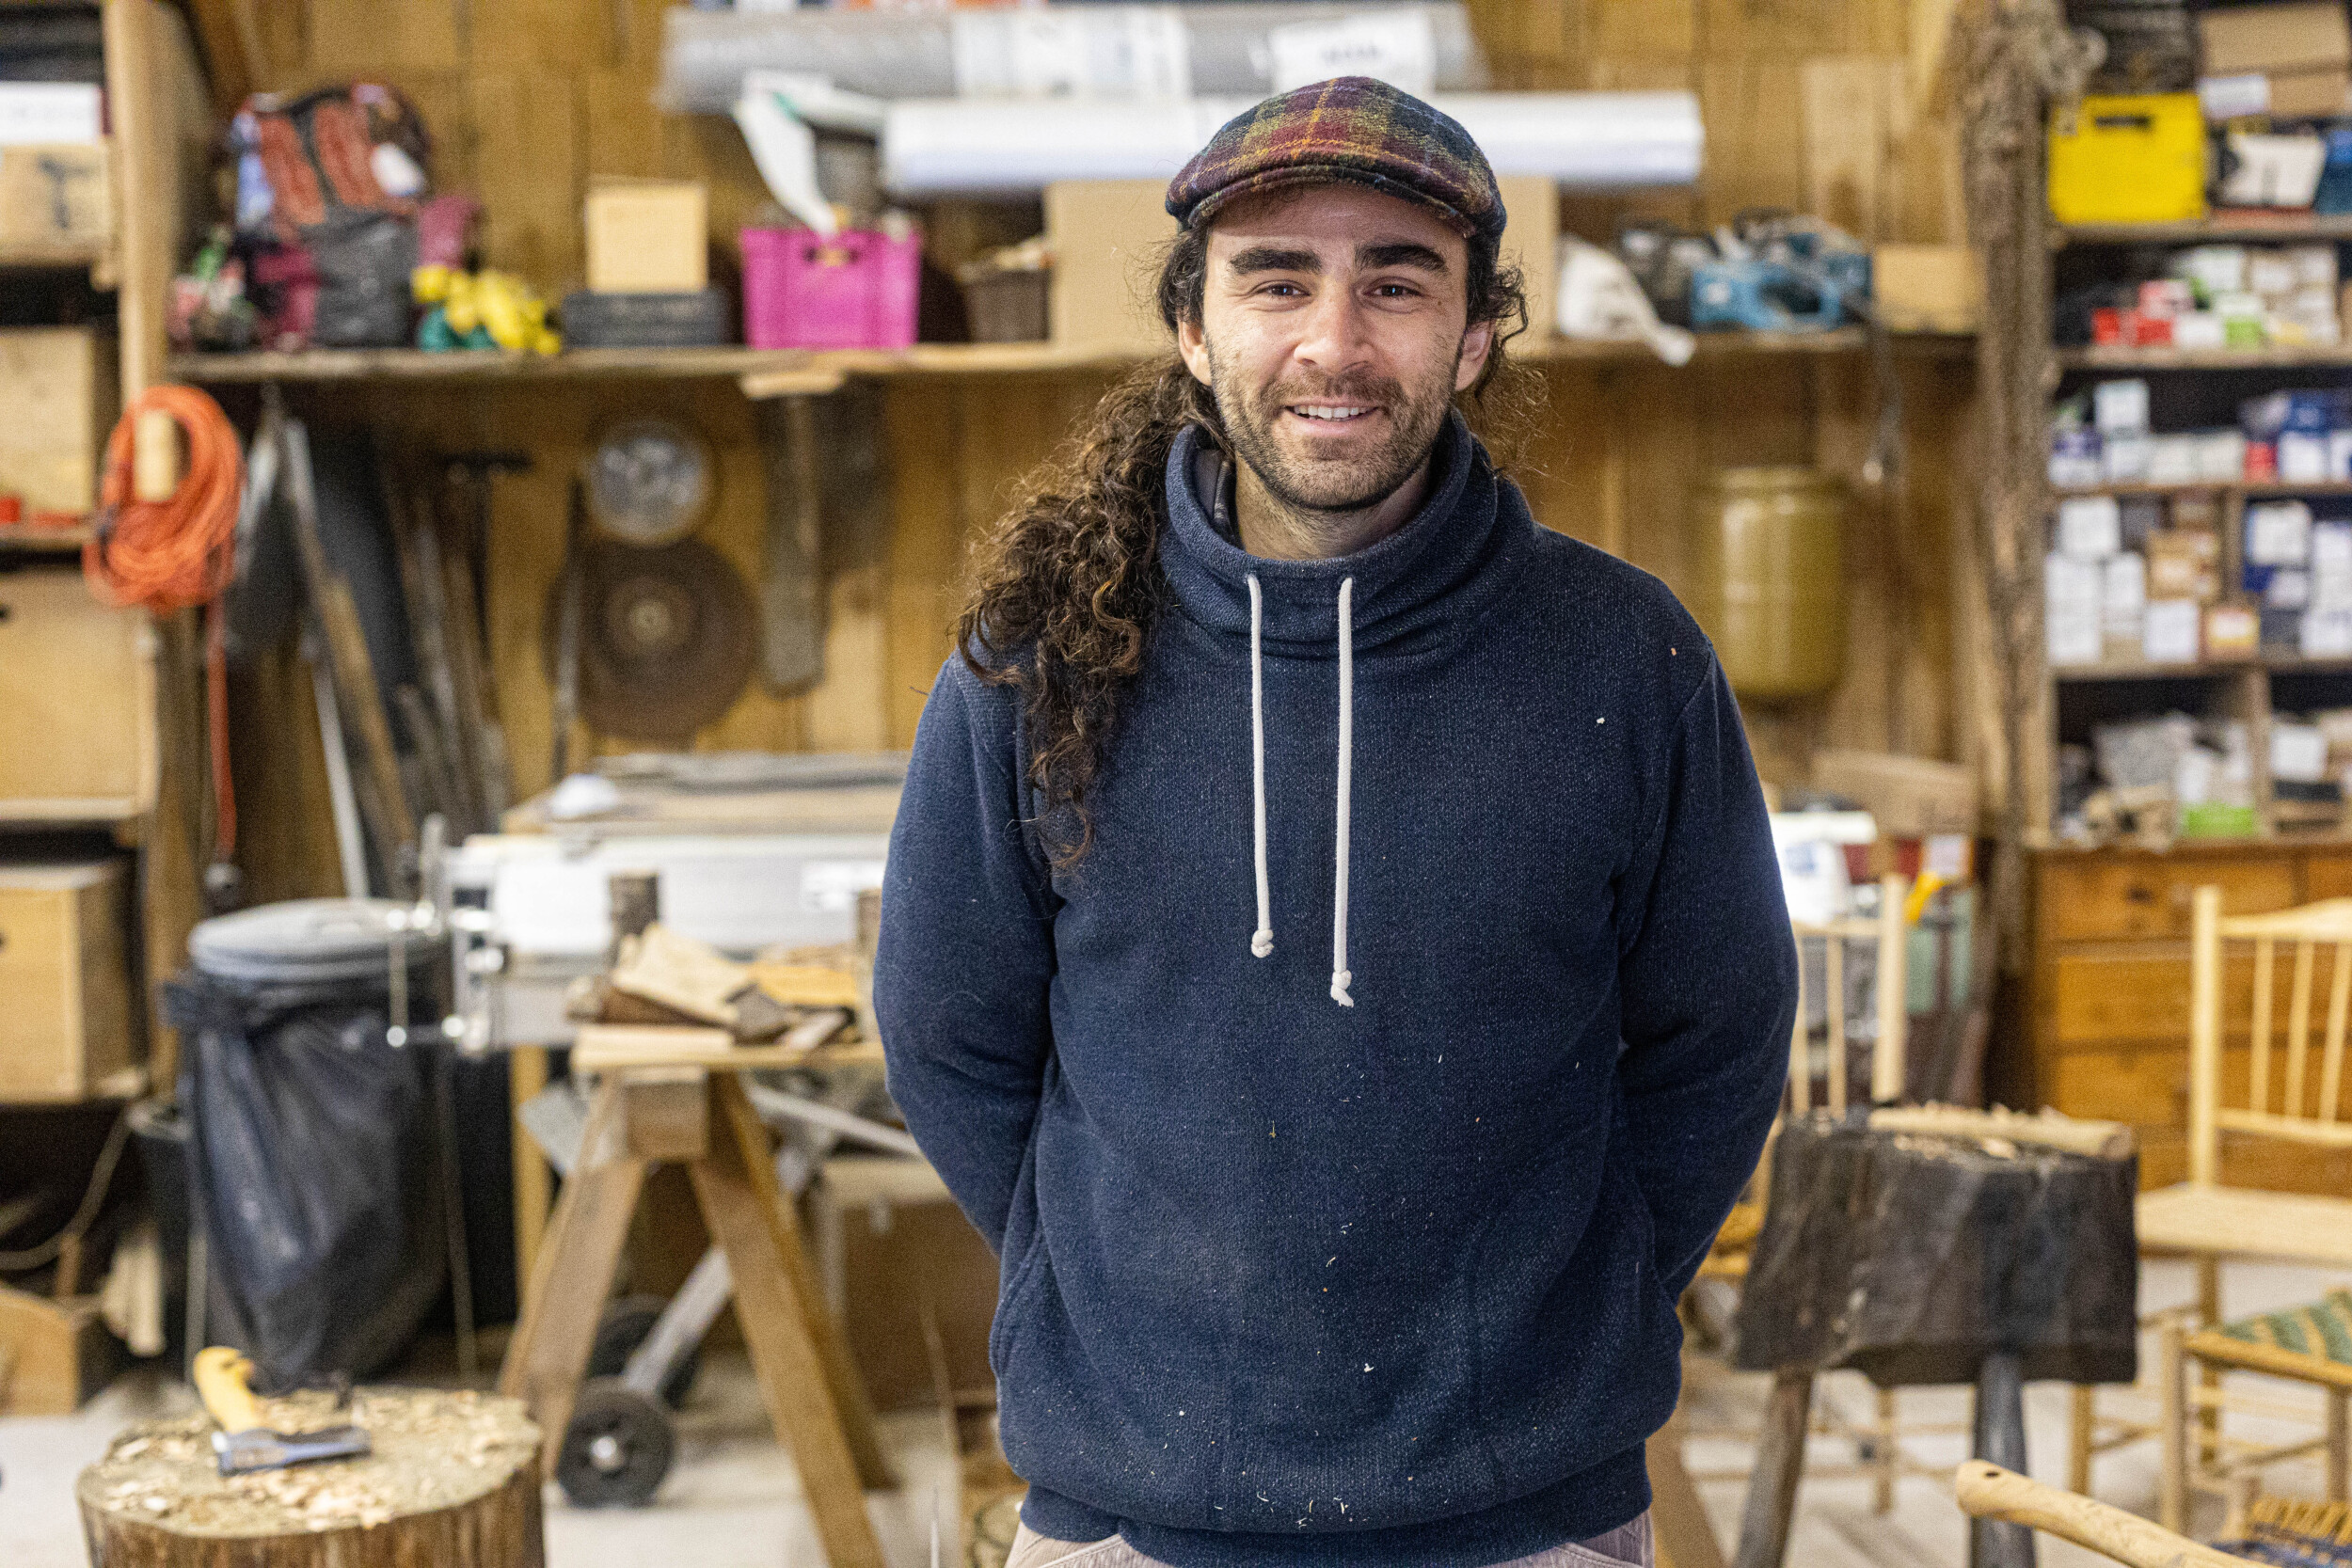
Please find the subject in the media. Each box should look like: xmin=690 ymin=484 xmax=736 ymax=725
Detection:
xmin=799 ymin=859 xmax=887 ymax=915
xmin=2273 ymin=722 xmax=2330 ymax=784
xmin=2200 ymin=73 xmax=2272 ymax=119
xmin=0 ymin=83 xmax=103 ymax=147
xmin=1922 ymin=834 xmax=1971 ymax=880
xmin=1266 ymin=11 xmax=1439 ymax=95
xmin=952 ymin=12 xmax=1193 ymax=100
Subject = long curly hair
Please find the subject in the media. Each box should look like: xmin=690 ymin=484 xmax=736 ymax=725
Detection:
xmin=955 ymin=218 xmax=1537 ymax=864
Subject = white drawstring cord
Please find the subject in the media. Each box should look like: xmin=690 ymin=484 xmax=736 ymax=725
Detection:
xmin=1330 ymin=577 xmax=1355 ymax=1007
xmin=1248 ymin=575 xmax=1274 ymax=959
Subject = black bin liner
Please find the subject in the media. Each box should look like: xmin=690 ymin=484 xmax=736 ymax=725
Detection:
xmin=166 ymin=971 xmax=442 ymax=1385
xmin=1731 ymin=1113 xmax=2139 ymax=1387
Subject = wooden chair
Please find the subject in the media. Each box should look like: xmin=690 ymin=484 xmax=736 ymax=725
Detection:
xmin=1955 ymin=1462 xmax=2261 ymax=1568
xmin=2071 ymin=888 xmax=2352 ymax=1519
xmin=2157 ymin=1289 xmax=2352 ymax=1532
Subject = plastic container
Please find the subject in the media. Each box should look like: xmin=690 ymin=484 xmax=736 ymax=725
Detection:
xmin=961 ymin=268 xmax=1049 ymax=342
xmin=1693 ymin=467 xmax=1847 ymax=701
xmin=741 ymin=227 xmax=920 ymax=350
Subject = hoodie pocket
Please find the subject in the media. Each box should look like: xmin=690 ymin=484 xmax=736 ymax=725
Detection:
xmin=1471 ymin=1141 xmax=1679 ymax=1497
xmin=989 ymin=1225 xmax=1050 ymax=1378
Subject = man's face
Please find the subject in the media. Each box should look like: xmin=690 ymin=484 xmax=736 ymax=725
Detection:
xmin=1177 ymin=182 xmax=1494 ymax=516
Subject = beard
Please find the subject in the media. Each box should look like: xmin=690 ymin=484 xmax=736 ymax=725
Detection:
xmin=1203 ymin=338 xmax=1460 ymax=518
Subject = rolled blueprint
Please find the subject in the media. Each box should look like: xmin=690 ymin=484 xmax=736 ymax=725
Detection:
xmin=881 ymin=92 xmax=1705 ymax=195
xmin=660 ymin=2 xmax=1488 ymax=112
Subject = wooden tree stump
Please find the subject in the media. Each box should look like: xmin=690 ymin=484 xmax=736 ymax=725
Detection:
xmin=77 ymin=1387 xmax=543 ymax=1568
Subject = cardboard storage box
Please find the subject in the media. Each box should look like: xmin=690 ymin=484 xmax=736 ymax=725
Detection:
xmin=1871 ymin=245 xmax=1983 ymax=333
xmin=0 ymin=326 xmax=117 ymax=515
xmin=1044 ymin=174 xmax=1558 ymax=354
xmin=1811 ymin=750 xmax=1979 ymax=838
xmin=0 ymin=568 xmax=157 ymax=819
xmin=585 ymin=179 xmax=708 ymax=294
xmin=0 ymin=861 xmax=135 ymax=1103
xmin=2200 ymin=2 xmax=2352 ymax=119
xmin=808 ymin=1156 xmax=997 ymax=1410
xmin=0 ymin=143 xmax=111 ymax=260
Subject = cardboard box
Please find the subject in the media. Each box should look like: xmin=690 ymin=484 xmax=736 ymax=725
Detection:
xmin=1043 ymin=174 xmax=1558 ymax=355
xmin=0 ymin=143 xmax=111 ymax=259
xmin=0 ymin=326 xmax=116 ymax=514
xmin=585 ymin=179 xmax=708 ymax=294
xmin=2199 ymin=3 xmax=2352 ymax=117
xmin=0 ymin=569 xmax=157 ymax=817
xmin=0 ymin=862 xmax=135 ymax=1103
xmin=1811 ymin=750 xmax=1979 ymax=838
xmin=1871 ymin=245 xmax=1982 ymax=333
xmin=808 ymin=1156 xmax=996 ymax=1410
xmin=2147 ymin=528 xmax=2221 ymax=601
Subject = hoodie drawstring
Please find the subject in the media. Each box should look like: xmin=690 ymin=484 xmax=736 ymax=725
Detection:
xmin=1248 ymin=575 xmax=1274 ymax=959
xmin=1243 ymin=573 xmax=1357 ymax=1007
xmin=1330 ymin=577 xmax=1355 ymax=1006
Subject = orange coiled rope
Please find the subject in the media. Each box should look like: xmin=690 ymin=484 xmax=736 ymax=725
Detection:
xmin=84 ymin=385 xmax=246 ymax=857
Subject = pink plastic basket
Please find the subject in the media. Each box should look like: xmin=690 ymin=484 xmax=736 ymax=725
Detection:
xmin=741 ymin=227 xmax=921 ymax=350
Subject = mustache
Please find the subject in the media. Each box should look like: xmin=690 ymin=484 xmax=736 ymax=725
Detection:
xmin=1261 ymin=375 xmax=1404 ymax=409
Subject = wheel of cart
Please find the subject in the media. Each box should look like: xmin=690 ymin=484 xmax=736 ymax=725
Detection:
xmin=556 ymin=1378 xmax=675 ymax=1507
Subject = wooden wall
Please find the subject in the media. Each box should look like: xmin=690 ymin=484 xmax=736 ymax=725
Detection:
xmin=205 ymin=0 xmax=1979 ymax=900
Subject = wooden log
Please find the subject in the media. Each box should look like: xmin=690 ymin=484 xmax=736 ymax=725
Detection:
xmin=1953 ymin=1462 xmax=2256 ymax=1568
xmin=77 ymin=1387 xmax=543 ymax=1568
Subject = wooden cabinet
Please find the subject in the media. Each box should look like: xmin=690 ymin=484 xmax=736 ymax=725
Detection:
xmin=2023 ymin=842 xmax=2352 ymax=1195
xmin=0 ymin=862 xmax=137 ymax=1103
xmin=0 ymin=568 xmax=156 ymax=822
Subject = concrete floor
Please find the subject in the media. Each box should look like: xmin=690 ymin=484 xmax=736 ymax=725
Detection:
xmin=4 ymin=1258 xmax=2345 ymax=1568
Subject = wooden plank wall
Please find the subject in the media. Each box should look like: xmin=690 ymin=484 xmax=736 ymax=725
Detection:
xmin=214 ymin=0 xmax=1975 ymax=900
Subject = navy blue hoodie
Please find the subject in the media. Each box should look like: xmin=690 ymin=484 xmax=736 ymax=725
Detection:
xmin=877 ymin=413 xmax=1797 ymax=1568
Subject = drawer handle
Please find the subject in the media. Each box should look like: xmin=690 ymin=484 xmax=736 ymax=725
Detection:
xmin=2124 ymin=886 xmax=2156 ymax=905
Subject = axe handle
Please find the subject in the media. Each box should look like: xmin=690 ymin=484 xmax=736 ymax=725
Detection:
xmin=192 ymin=1347 xmax=263 ymax=1434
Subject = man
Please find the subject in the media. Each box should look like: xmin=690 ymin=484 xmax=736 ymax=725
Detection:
xmin=878 ymin=78 xmax=1797 ymax=1568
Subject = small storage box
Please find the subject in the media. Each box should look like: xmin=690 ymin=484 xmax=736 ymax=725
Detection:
xmin=0 ymin=326 xmax=118 ymax=515
xmin=0 ymin=861 xmax=135 ymax=1103
xmin=741 ymin=227 xmax=920 ymax=351
xmin=2048 ymin=94 xmax=2207 ymax=226
xmin=0 ymin=567 xmax=157 ymax=818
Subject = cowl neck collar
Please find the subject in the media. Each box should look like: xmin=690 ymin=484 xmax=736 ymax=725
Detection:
xmin=1161 ymin=410 xmax=1522 ymax=659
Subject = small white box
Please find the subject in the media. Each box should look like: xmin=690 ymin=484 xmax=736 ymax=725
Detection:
xmin=2306 ymin=610 xmax=2352 ymax=656
xmin=2175 ymin=311 xmax=2228 ymax=350
xmin=2173 ymin=245 xmax=2249 ymax=295
xmin=2249 ymin=499 xmax=2315 ymax=564
xmin=2199 ymin=429 xmax=2249 ymax=480
xmin=2274 ymin=721 xmax=2331 ymax=783
xmin=2283 ymin=431 xmax=2334 ymax=482
xmin=2144 ymin=597 xmax=2203 ymax=663
xmin=2104 ymin=431 xmax=2153 ymax=483
xmin=2148 ymin=435 xmax=2201 ymax=483
xmin=2269 ymin=568 xmax=2313 ymax=609
xmin=2094 ymin=378 xmax=2152 ymax=433
xmin=2294 ymin=244 xmax=2341 ymax=288
xmin=2331 ymin=429 xmax=2352 ymax=479
xmin=2047 ymin=554 xmax=2105 ymax=665
xmin=2250 ymin=249 xmax=2300 ymax=296
xmin=2104 ymin=552 xmax=2148 ymax=641
xmin=2059 ymin=495 xmax=2123 ymax=560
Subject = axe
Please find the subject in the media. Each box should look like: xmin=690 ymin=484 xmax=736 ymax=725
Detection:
xmin=193 ymin=1348 xmax=372 ymax=1476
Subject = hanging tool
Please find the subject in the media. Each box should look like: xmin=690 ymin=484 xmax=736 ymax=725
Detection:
xmin=550 ymin=478 xmax=588 ymax=784
xmin=193 ymin=1348 xmax=372 ymax=1475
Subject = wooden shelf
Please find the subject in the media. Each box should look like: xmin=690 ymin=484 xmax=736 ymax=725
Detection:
xmin=167 ymin=328 xmax=1975 ymax=390
xmin=2059 ymin=344 xmax=2352 ymax=371
xmin=2054 ymin=656 xmax=2352 ymax=681
xmin=2057 ymin=214 xmax=2352 ymax=246
xmin=0 ymin=527 xmax=92 ymax=553
xmin=2056 ymin=482 xmax=2352 ymax=499
xmin=0 ymin=241 xmax=110 ymax=270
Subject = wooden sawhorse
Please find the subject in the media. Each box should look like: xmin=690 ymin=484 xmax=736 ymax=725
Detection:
xmin=500 ymin=1026 xmax=898 ymax=1567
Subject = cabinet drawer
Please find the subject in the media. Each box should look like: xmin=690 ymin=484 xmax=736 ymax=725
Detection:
xmin=2041 ymin=857 xmax=2298 ymax=942
xmin=0 ymin=570 xmax=155 ymax=818
xmin=0 ymin=862 xmax=134 ymax=1102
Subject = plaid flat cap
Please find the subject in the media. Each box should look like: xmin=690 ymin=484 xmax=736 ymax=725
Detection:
xmin=1167 ymin=76 xmax=1505 ymax=241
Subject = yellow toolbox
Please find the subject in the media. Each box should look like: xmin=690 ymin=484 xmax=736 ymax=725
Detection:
xmin=2047 ymin=93 xmax=2208 ymax=225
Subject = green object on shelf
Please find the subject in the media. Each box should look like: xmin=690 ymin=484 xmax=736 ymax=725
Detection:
xmin=2178 ymin=801 xmax=2261 ymax=838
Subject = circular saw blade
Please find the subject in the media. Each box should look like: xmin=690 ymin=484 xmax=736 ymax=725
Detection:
xmin=546 ymin=536 xmax=755 ymax=743
xmin=586 ymin=419 xmax=717 ymax=546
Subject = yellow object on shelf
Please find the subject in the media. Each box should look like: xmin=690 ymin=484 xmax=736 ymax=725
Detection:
xmin=1692 ymin=467 xmax=1847 ymax=702
xmin=2048 ymin=93 xmax=2208 ymax=226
